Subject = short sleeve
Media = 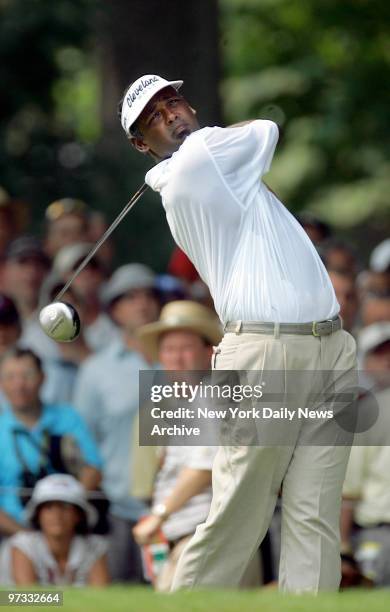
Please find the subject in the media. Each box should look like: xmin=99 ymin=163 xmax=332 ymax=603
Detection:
xmin=9 ymin=531 xmax=36 ymax=559
xmin=86 ymin=535 xmax=108 ymax=560
xmin=202 ymin=120 xmax=279 ymax=196
xmin=183 ymin=446 xmax=217 ymax=471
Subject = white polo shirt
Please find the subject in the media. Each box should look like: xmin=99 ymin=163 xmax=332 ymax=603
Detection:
xmin=146 ymin=120 xmax=338 ymax=324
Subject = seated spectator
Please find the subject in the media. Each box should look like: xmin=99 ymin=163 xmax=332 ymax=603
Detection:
xmin=0 ymin=348 xmax=101 ymax=525
xmin=8 ymin=474 xmax=109 ymax=586
xmin=53 ymin=243 xmax=119 ymax=352
xmin=327 ymin=270 xmax=359 ymax=334
xmin=44 ymin=198 xmax=90 ymax=259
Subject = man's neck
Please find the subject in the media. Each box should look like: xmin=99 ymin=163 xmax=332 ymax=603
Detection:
xmin=13 ymin=402 xmax=42 ymax=429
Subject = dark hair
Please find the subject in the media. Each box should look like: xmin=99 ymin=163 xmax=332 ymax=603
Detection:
xmin=0 ymin=293 xmax=20 ymax=327
xmin=32 ymin=502 xmax=89 ymax=535
xmin=0 ymin=347 xmax=43 ymax=372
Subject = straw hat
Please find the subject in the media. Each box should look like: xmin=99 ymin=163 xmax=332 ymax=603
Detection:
xmin=138 ymin=300 xmax=222 ymax=360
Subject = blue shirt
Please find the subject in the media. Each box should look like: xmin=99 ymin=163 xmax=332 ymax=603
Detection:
xmin=73 ymin=338 xmax=155 ymax=520
xmin=0 ymin=403 xmax=102 ymax=523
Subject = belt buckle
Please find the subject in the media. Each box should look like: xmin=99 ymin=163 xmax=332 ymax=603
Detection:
xmin=312 ymin=321 xmax=320 ymax=337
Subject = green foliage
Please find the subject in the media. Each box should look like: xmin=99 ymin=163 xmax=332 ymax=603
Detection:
xmin=220 ymin=0 xmax=390 ymax=230
xmin=0 ymin=0 xmax=100 ymax=231
xmin=0 ymin=0 xmax=175 ymax=269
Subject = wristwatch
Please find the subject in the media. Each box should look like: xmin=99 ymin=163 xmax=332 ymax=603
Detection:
xmin=151 ymin=503 xmax=169 ymax=520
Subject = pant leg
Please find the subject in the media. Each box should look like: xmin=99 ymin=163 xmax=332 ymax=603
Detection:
xmin=279 ymin=330 xmax=357 ymax=593
xmin=279 ymin=444 xmax=351 ymax=592
xmin=172 ymin=443 xmax=293 ymax=589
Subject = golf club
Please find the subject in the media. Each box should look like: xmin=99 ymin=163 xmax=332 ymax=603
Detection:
xmin=39 ymin=182 xmax=149 ymax=342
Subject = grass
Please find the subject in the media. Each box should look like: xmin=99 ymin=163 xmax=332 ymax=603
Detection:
xmin=1 ymin=586 xmax=388 ymax=612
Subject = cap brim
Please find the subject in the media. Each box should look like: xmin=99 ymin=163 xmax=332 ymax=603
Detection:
xmin=25 ymin=494 xmax=98 ymax=529
xmin=122 ymin=79 xmax=183 ymax=135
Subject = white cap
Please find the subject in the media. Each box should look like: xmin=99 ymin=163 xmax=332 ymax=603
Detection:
xmin=25 ymin=474 xmax=98 ymax=528
xmin=358 ymin=322 xmax=390 ymax=358
xmin=370 ymin=239 xmax=390 ymax=273
xmin=121 ymin=74 xmax=183 ymax=135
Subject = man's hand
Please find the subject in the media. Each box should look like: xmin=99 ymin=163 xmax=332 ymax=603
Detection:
xmin=133 ymin=514 xmax=164 ymax=545
xmin=340 ymin=552 xmax=363 ymax=588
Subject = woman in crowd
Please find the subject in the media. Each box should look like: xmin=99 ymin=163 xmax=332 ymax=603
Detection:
xmin=9 ymin=474 xmax=110 ymax=586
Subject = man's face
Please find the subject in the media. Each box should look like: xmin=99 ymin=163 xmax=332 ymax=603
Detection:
xmin=67 ymin=261 xmax=104 ymax=301
xmin=0 ymin=355 xmax=43 ymax=412
xmin=0 ymin=323 xmax=20 ymax=357
xmin=361 ymin=297 xmax=390 ymax=326
xmin=3 ymin=257 xmax=48 ymax=308
xmin=109 ymin=288 xmax=160 ymax=332
xmin=328 ymin=271 xmax=358 ymax=332
xmin=38 ymin=501 xmax=82 ymax=537
xmin=131 ymin=87 xmax=199 ymax=159
xmin=158 ymin=330 xmax=212 ymax=371
xmin=45 ymin=214 xmax=88 ymax=258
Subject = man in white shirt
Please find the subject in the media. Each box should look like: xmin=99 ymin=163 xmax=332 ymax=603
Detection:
xmin=118 ymin=74 xmax=357 ymax=593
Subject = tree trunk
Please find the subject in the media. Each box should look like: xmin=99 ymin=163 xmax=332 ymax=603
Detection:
xmin=98 ymin=0 xmax=221 ymax=137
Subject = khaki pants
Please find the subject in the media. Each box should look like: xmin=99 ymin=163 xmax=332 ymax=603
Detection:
xmin=157 ymin=535 xmax=262 ymax=592
xmin=172 ymin=329 xmax=357 ymax=593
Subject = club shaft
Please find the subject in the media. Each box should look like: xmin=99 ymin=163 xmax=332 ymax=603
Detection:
xmin=54 ymin=183 xmax=149 ymax=302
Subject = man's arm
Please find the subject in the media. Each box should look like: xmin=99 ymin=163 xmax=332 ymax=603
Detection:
xmin=79 ymin=465 xmax=102 ymax=491
xmin=340 ymin=497 xmax=357 ymax=552
xmin=0 ymin=510 xmax=25 ymax=536
xmin=133 ymin=467 xmax=211 ymax=545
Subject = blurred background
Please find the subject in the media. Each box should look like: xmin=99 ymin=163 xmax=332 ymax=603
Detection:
xmin=0 ymin=0 xmax=389 ymax=268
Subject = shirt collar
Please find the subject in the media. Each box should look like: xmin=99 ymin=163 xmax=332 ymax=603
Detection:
xmin=1 ymin=403 xmax=48 ymax=432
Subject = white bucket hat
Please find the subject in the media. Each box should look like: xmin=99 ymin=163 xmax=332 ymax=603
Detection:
xmin=25 ymin=474 xmax=98 ymax=528
xmin=121 ymin=74 xmax=183 ymax=135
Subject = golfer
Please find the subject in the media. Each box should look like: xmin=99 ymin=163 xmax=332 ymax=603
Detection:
xmin=119 ymin=74 xmax=357 ymax=592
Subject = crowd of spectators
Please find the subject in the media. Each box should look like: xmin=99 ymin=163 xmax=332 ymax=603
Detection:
xmin=0 ymin=187 xmax=389 ymax=589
